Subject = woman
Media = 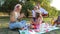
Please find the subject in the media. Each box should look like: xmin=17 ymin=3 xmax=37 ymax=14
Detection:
xmin=9 ymin=4 xmax=27 ymax=30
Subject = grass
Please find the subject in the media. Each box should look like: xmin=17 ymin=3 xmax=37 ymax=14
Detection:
xmin=0 ymin=17 xmax=60 ymax=34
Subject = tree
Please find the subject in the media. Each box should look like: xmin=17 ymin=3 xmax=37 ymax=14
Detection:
xmin=2 ymin=0 xmax=22 ymax=14
xmin=58 ymin=11 xmax=60 ymax=16
xmin=22 ymin=1 xmax=34 ymax=17
xmin=0 ymin=0 xmax=59 ymax=17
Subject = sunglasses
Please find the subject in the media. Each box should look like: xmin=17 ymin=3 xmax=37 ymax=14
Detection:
xmin=16 ymin=6 xmax=20 ymax=8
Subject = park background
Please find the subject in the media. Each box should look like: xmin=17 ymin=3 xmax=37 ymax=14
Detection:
xmin=0 ymin=0 xmax=60 ymax=34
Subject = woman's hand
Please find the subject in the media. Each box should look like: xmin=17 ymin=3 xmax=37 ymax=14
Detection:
xmin=20 ymin=13 xmax=25 ymax=18
xmin=18 ymin=13 xmax=25 ymax=19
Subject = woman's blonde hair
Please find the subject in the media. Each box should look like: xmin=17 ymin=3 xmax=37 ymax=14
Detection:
xmin=14 ymin=4 xmax=22 ymax=10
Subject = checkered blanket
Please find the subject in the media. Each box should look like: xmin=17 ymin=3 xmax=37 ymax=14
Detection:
xmin=19 ymin=23 xmax=59 ymax=34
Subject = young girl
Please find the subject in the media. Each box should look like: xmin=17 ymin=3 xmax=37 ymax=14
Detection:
xmin=35 ymin=11 xmax=43 ymax=32
xmin=31 ymin=6 xmax=43 ymax=32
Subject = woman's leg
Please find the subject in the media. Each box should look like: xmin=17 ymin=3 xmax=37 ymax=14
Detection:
xmin=9 ymin=22 xmax=17 ymax=29
xmin=9 ymin=20 xmax=27 ymax=30
xmin=16 ymin=20 xmax=28 ymax=30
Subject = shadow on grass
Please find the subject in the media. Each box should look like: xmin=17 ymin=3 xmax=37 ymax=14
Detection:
xmin=0 ymin=28 xmax=19 ymax=34
xmin=44 ymin=29 xmax=60 ymax=34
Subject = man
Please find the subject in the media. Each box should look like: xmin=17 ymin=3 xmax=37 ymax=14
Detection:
xmin=36 ymin=3 xmax=48 ymax=17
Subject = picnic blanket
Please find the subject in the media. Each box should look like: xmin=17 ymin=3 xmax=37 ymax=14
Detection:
xmin=19 ymin=23 xmax=59 ymax=34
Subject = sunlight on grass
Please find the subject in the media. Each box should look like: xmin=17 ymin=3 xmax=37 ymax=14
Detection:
xmin=0 ymin=24 xmax=1 ymax=28
xmin=0 ymin=23 xmax=9 ymax=28
xmin=43 ymin=18 xmax=52 ymax=22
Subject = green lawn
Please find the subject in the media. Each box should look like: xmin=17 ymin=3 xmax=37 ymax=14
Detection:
xmin=0 ymin=17 xmax=60 ymax=34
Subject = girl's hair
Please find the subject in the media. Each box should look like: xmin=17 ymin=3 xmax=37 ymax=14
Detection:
xmin=36 ymin=12 xmax=40 ymax=18
xmin=33 ymin=6 xmax=38 ymax=9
